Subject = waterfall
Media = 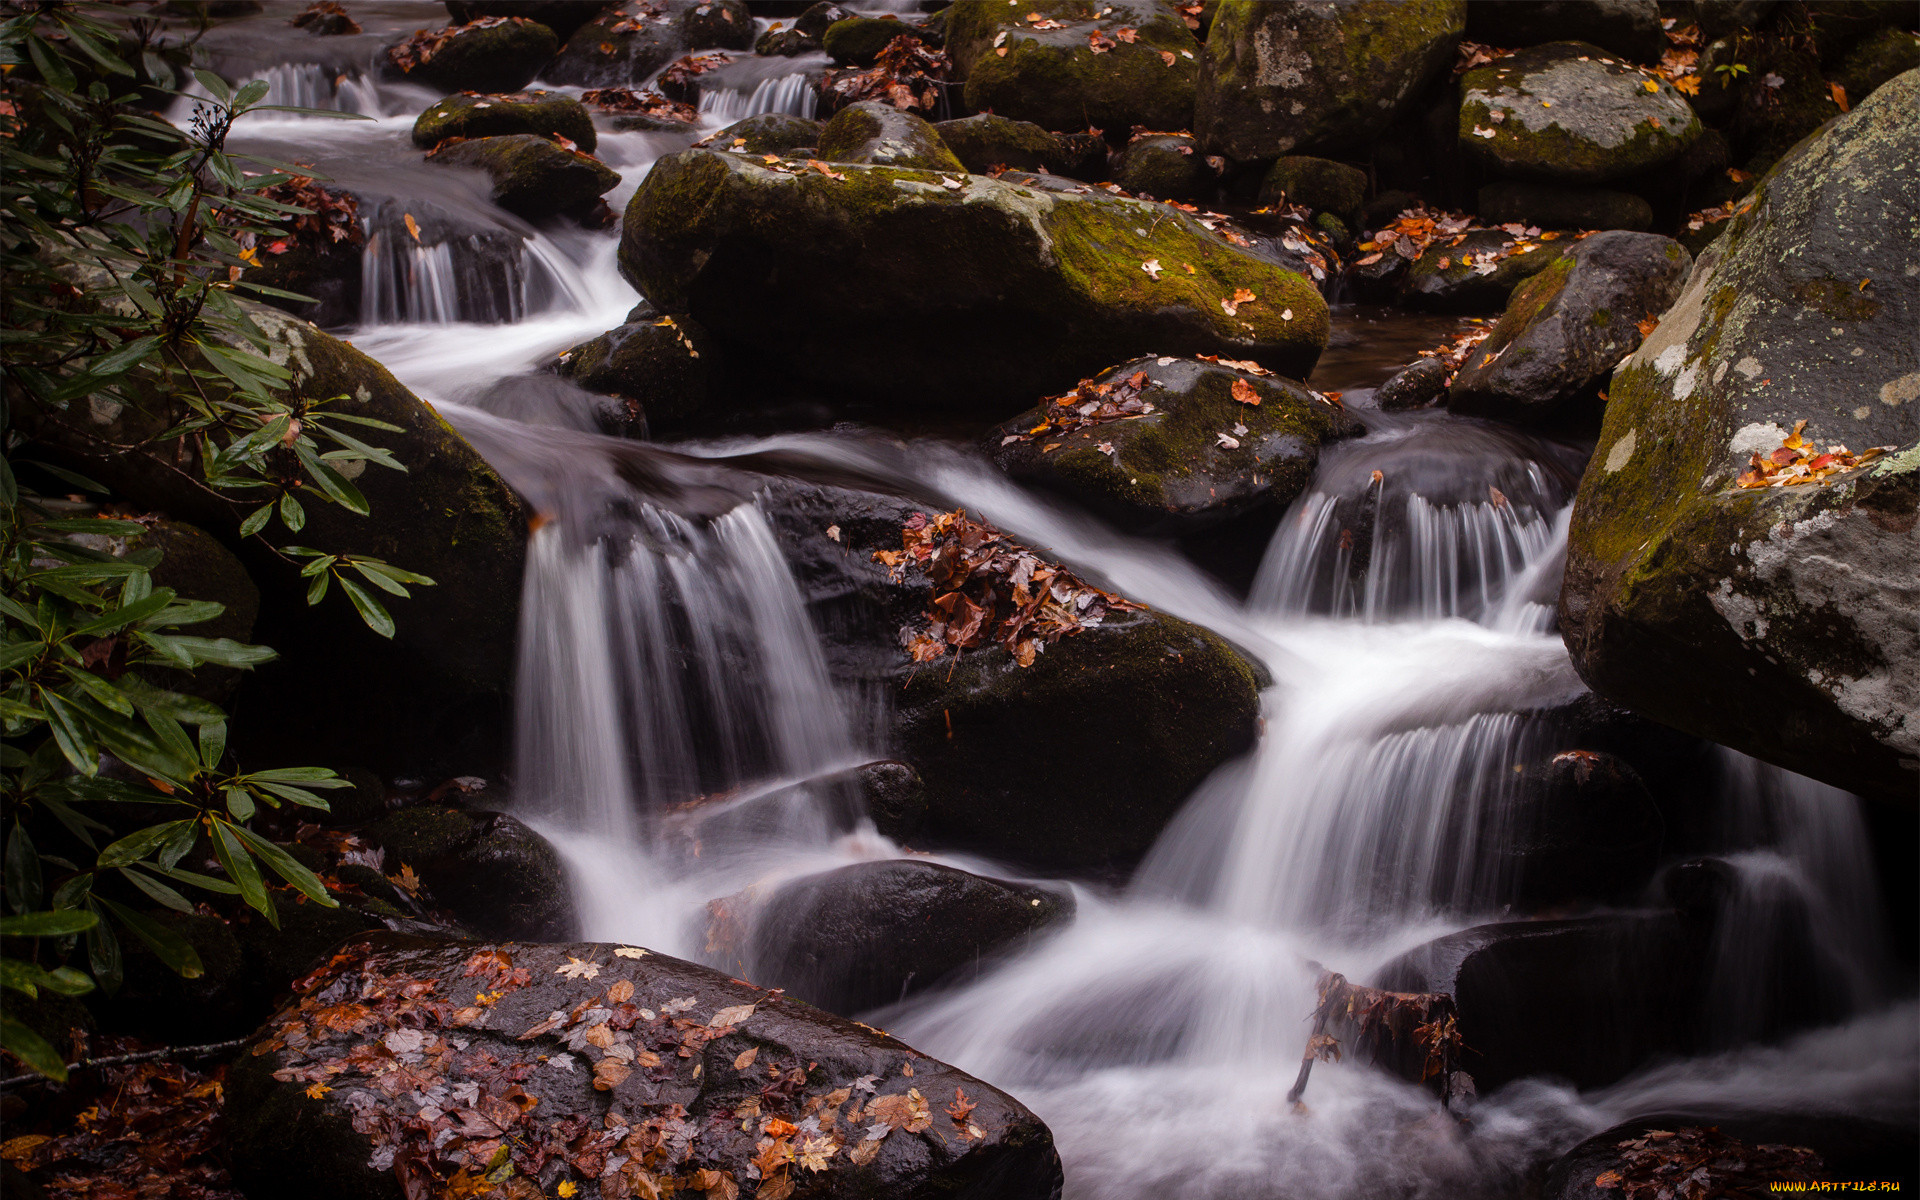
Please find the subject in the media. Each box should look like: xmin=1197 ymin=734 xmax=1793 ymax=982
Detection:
xmin=698 ymin=72 xmax=818 ymax=121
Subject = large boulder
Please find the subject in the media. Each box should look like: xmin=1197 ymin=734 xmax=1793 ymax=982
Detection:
xmin=411 ymin=90 xmax=597 ymax=152
xmin=946 ymin=0 xmax=1202 ymax=136
xmin=229 ymin=935 xmax=1065 ymax=1200
xmin=749 ymin=860 xmax=1073 ymax=1013
xmin=428 ymin=134 xmax=621 ymax=220
xmin=1458 ymin=41 xmax=1702 ymax=186
xmin=1834 ymin=26 xmax=1920 ymax=107
xmin=620 ymin=149 xmax=1329 ymax=412
xmin=709 ymin=112 xmax=823 ymax=156
xmin=545 ymin=5 xmax=680 ymax=87
xmin=1500 ymin=750 xmax=1664 ymax=909
xmin=1558 ymin=72 xmax=1920 ymax=805
xmin=561 ymin=303 xmax=712 ymax=430
xmin=445 ymin=1 xmax=615 ymax=42
xmin=985 ymin=354 xmax=1362 ymax=534
xmin=1397 ymin=228 xmax=1572 ymax=314
xmin=681 ymin=0 xmax=752 ymax=51
xmin=1195 ymin=0 xmax=1465 ymax=162
xmin=817 ymin=101 xmax=965 ymax=171
xmin=932 ymin=113 xmax=1070 ymax=176
xmin=1448 ymin=231 xmax=1691 ymax=427
xmin=364 ymin=807 xmax=576 ymax=942
xmin=1543 ymin=1116 xmax=1919 ymax=1199
xmin=1464 ymin=0 xmax=1666 ymax=64
xmin=107 ymin=519 xmax=260 ymax=703
xmin=1110 ymin=133 xmax=1207 ymax=200
xmin=822 ymin=14 xmax=936 ymax=66
xmin=395 ymin=18 xmax=559 ymax=94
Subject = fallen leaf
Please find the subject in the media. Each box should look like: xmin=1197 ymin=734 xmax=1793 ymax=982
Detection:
xmin=1216 ymin=431 xmax=1241 ymax=449
xmin=607 ymin=979 xmax=634 ymax=1003
xmin=1142 ymin=258 xmax=1163 ymax=279
xmin=806 ymin=160 xmax=848 ymax=181
xmin=614 ymin=946 xmax=649 ymax=958
xmin=556 ymin=957 xmax=601 ymax=980
xmin=1230 ymin=379 xmax=1261 ymax=406
xmin=1160 ymin=49 xmax=1175 ymax=65
xmin=403 ymin=212 xmax=420 ymax=241
xmin=710 ymin=1003 xmax=757 ymax=1028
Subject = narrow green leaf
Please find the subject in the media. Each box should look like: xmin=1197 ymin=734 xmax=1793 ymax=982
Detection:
xmin=5 ymin=824 xmax=43 ymax=914
xmin=1 ymin=1014 xmax=69 ymax=1081
xmin=119 ymin=867 xmax=196 ymax=915
xmin=229 ymin=823 xmax=337 ymax=908
xmin=0 ymin=910 xmax=99 ymax=937
xmin=278 ymin=490 xmax=305 ymax=532
xmin=199 ymin=721 xmax=228 ymax=771
xmin=239 ymin=503 xmax=273 ymax=538
xmin=339 ymin=577 xmax=395 ymax=639
xmin=209 ymin=820 xmax=272 ymax=923
xmin=96 ymin=896 xmax=204 ymax=978
xmin=99 ymin=821 xmax=196 ymax=869
xmin=225 ymin=787 xmax=255 ymax=820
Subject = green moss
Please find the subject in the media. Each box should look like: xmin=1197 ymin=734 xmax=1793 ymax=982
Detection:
xmin=1591 ymin=307 xmax=1613 ymax=326
xmin=1568 ymin=357 xmax=1716 ymax=568
xmin=955 ymin=0 xmax=1199 ymax=132
xmin=1790 ymin=277 xmax=1881 ymax=320
xmin=411 ymin=91 xmax=595 ymax=152
xmin=821 ymin=16 xmax=927 ymax=65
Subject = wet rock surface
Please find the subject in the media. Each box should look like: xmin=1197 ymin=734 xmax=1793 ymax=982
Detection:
xmin=933 ymin=114 xmax=1073 ymax=176
xmin=1110 ymin=133 xmax=1206 ymax=201
xmin=428 ymin=134 xmax=622 ymax=220
xmin=711 ymin=112 xmax=823 ymax=155
xmin=364 ymin=807 xmax=577 ymax=942
xmin=397 ymin=18 xmax=559 ymax=94
xmin=1464 ymin=0 xmax=1666 ymax=64
xmin=1543 ymin=1114 xmax=1919 ymax=1199
xmin=562 ymin=303 xmax=712 ymax=430
xmin=412 ymin=90 xmax=597 ymax=153
xmin=1397 ymin=228 xmax=1571 ymax=314
xmin=1477 ymin=180 xmax=1652 ymax=232
xmin=816 ymin=102 xmax=964 ymax=172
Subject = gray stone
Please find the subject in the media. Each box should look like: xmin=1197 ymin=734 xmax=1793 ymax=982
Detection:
xmin=709 ymin=111 xmax=822 ymax=155
xmin=1111 ymin=133 xmax=1207 ymax=200
xmin=1477 ymin=180 xmax=1652 ymax=231
xmin=1374 ymin=357 xmax=1449 ymax=411
xmin=816 ymin=101 xmax=964 ymax=171
xmin=428 ymin=134 xmax=621 ymax=220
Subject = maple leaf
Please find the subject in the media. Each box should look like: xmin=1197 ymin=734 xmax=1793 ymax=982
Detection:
xmin=305 ymin=1082 xmax=331 ymax=1099
xmin=555 ymin=957 xmax=601 ymax=980
xmin=795 ymin=1133 xmax=839 ymax=1171
xmin=946 ymin=1088 xmax=977 ymax=1122
xmin=1088 ymin=30 xmax=1114 ymax=52
xmin=558 ymin=1183 xmax=578 ymax=1198
xmin=1141 ymin=258 xmax=1162 ymax=279
xmin=388 ymin=864 xmax=422 ymax=896
xmin=614 ymin=946 xmax=648 ymax=959
xmin=1230 ymin=379 xmax=1261 ymax=406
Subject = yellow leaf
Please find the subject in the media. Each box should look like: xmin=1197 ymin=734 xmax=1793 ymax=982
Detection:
xmin=558 ymin=1182 xmax=578 ymax=1198
xmin=403 ymin=212 xmax=420 ymax=241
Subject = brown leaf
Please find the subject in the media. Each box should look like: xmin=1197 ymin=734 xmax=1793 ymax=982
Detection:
xmin=1230 ymin=378 xmax=1261 ymax=406
xmin=734 ymin=1046 xmax=759 ymax=1071
xmin=607 ymin=979 xmax=634 ymax=1003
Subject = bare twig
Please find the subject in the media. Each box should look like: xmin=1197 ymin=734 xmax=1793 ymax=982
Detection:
xmin=0 ymin=1037 xmax=248 ymax=1092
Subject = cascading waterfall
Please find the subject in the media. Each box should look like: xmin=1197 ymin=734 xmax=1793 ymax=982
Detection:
xmin=697 ymin=71 xmax=818 ymax=121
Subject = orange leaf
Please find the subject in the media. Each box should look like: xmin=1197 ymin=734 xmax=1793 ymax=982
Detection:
xmin=1230 ymin=378 xmax=1261 ymax=406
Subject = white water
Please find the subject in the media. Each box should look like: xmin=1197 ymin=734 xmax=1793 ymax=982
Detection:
xmin=190 ymin=26 xmax=1918 ymax=1195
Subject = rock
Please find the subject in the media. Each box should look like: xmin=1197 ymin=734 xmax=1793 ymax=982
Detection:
xmin=410 ymin=89 xmax=596 ymax=153
xmin=750 ymin=860 xmax=1073 ymax=1013
xmin=1543 ymin=1115 xmax=1920 ymax=1200
xmin=1558 ymin=72 xmax=1919 ymax=804
xmin=233 ymin=892 xmax=386 ymax=999
xmin=561 ymin=304 xmax=711 ymax=429
xmin=240 ymin=223 xmax=362 ymax=330
xmin=1343 ymin=245 xmax=1411 ymax=303
xmin=1373 ymin=913 xmax=1706 ymax=1091
xmin=682 ymin=0 xmax=752 ymax=50
xmin=847 ymin=760 xmax=926 ymax=839
xmin=984 ymin=354 xmax=1363 ymax=535
xmin=1257 ymin=156 xmax=1367 ymax=220
xmin=428 ymin=134 xmax=621 ymax=220
xmin=620 ymin=149 xmax=1330 ymax=412
xmin=1502 ymin=751 xmax=1663 ymax=909
xmin=1714 ymin=31 xmax=1843 ymax=174
xmin=545 ymin=6 xmax=679 ymax=87
xmin=1527 ymin=690 xmax=1722 ymax=849
xmin=316 ymin=766 xmax=390 ymax=828
xmin=229 ymin=935 xmax=1065 ymax=1200
xmin=1196 ymin=0 xmax=1465 ymax=162
xmin=1374 ymin=356 xmax=1449 ymax=411
xmin=1477 ymin=180 xmax=1652 ymax=232
xmin=1397 ymin=228 xmax=1572 ymax=314
xmin=947 ymin=0 xmax=1202 ymax=136
xmin=1835 ymin=27 xmax=1920 ymax=105
xmin=88 ymin=911 xmax=250 ymax=1043
xmin=1464 ymin=0 xmax=1666 ymax=64
xmin=710 ymin=112 xmax=822 ymax=155
xmin=400 ymin=18 xmax=559 ymax=94
xmin=1458 ymin=41 xmax=1702 ymax=186
xmin=823 ymin=15 xmax=934 ymax=66
xmin=1449 ymin=231 xmax=1691 ymax=427
xmin=933 ymin=112 xmax=1068 ymax=175
xmin=444 ymin=1 xmax=614 ymax=42
xmin=1694 ymin=0 xmax=1779 ymax=42
xmin=1111 ymin=133 xmax=1207 ymax=200
xmin=364 ymin=807 xmax=576 ymax=941
xmin=816 ymin=101 xmax=965 ymax=171
xmin=1239 ymin=221 xmax=1341 ymax=292
xmin=756 ymin=26 xmax=816 ymax=56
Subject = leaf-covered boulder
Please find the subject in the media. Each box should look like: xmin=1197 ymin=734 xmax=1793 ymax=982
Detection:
xmin=364 ymin=807 xmax=576 ymax=942
xmin=1476 ymin=180 xmax=1652 ymax=233
xmin=1195 ymin=0 xmax=1464 ymax=162
xmin=227 ymin=935 xmax=1065 ymax=1200
xmin=816 ymin=101 xmax=964 ymax=171
xmin=545 ymin=6 xmax=681 ymax=88
xmin=411 ymin=90 xmax=597 ymax=152
xmin=946 ymin=0 xmax=1202 ymax=136
xmin=1463 ymin=0 xmax=1666 ymax=65
xmin=822 ymin=14 xmax=936 ymax=66
xmin=710 ymin=112 xmax=823 ymax=155
xmin=392 ymin=18 xmax=559 ymax=94
xmin=1542 ymin=1115 xmax=1919 ymax=1200
xmin=620 ymin=149 xmax=1329 ymax=412
xmin=1448 ymin=230 xmax=1691 ymax=427
xmin=1457 ymin=41 xmax=1702 ymax=186
xmin=748 ymin=861 xmax=1073 ymax=1014
xmin=985 ymin=354 xmax=1362 ymax=534
xmin=444 ymin=1 xmax=615 ymax=43
xmin=1397 ymin=228 xmax=1571 ymax=314
xmin=681 ymin=0 xmax=753 ymax=51
xmin=428 ymin=134 xmax=621 ymax=220
xmin=1558 ymin=72 xmax=1920 ymax=805
xmin=561 ymin=303 xmax=712 ymax=430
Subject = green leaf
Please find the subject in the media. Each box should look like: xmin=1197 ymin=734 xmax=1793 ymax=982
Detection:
xmin=229 ymin=822 xmax=337 ymax=908
xmin=39 ymin=796 xmax=110 ymax=851
xmin=119 ymin=866 xmax=195 ymax=915
xmin=306 ymin=570 xmax=331 ymax=606
xmin=278 ymin=490 xmax=305 ymax=532
xmin=293 ymin=444 xmax=369 ymax=515
xmin=86 ymin=334 xmax=161 ymax=378
xmin=244 ymin=767 xmax=348 ymax=784
xmin=1 ymin=1013 xmax=69 ymax=1081
xmin=239 ymin=503 xmax=273 ymax=538
xmin=193 ymin=68 xmax=232 ymax=105
xmin=225 ymin=787 xmax=255 ymax=821
xmin=254 ymin=783 xmax=330 ymax=811
xmin=28 ymin=35 xmax=77 ymax=94
xmin=96 ymin=896 xmax=203 ymax=979
xmin=140 ymin=634 xmax=277 ymax=669
xmin=86 ymin=912 xmax=122 ymax=994
xmin=199 ymin=721 xmax=227 ymax=771
xmin=98 ymin=820 xmax=195 ymax=869
xmin=69 ymin=589 xmax=177 ymax=636
xmin=148 ymin=864 xmax=240 ymax=896
xmin=233 ymin=79 xmax=271 ymax=109
xmin=28 ymin=519 xmax=149 ymax=536
xmin=209 ymin=819 xmax=272 ymax=924
xmin=6 ymin=823 xmax=44 ymax=913
xmin=0 ymin=639 xmax=44 ymax=672
xmin=339 ymin=577 xmax=395 ymax=639
xmin=40 ymin=691 xmax=102 ymax=776
xmin=60 ymin=666 xmax=136 ymax=717
xmin=0 ymin=909 xmax=99 ymax=937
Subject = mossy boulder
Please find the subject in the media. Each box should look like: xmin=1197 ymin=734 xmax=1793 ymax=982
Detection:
xmin=1458 ymin=41 xmax=1702 ymax=186
xmin=1477 ymin=180 xmax=1652 ymax=232
xmin=1834 ymin=26 xmax=1920 ymax=105
xmin=947 ymin=0 xmax=1202 ymax=136
xmin=1257 ymin=155 xmax=1367 ymax=219
xmin=1398 ymin=228 xmax=1571 ymax=314
xmin=710 ymin=111 xmax=822 ymax=155
xmin=1196 ymin=0 xmax=1464 ymax=162
xmin=1111 ymin=132 xmax=1207 ymax=199
xmin=620 ymin=148 xmax=1329 ymax=412
xmin=365 ymin=807 xmax=576 ymax=941
xmin=428 ymin=133 xmax=621 ymax=220
xmin=1464 ymin=0 xmax=1665 ymax=64
xmin=1450 ymin=230 xmax=1690 ymax=428
xmin=822 ymin=14 xmax=934 ymax=65
xmin=934 ymin=112 xmax=1071 ymax=175
xmin=985 ymin=354 xmax=1363 ymax=534
xmin=1558 ymin=72 xmax=1920 ymax=805
xmin=410 ymin=89 xmax=596 ymax=152
xmin=544 ymin=5 xmax=679 ymax=87
xmin=682 ymin=0 xmax=752 ymax=50
xmin=560 ymin=302 xmax=711 ymax=429
xmin=1374 ymin=356 xmax=1449 ymax=411
xmin=444 ymin=1 xmax=614 ymax=42
xmin=402 ymin=18 xmax=558 ymax=94
xmin=816 ymin=101 xmax=964 ymax=171
xmin=241 ymin=217 xmax=362 ymax=329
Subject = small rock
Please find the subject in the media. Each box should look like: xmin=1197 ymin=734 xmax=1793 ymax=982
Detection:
xmin=411 ymin=89 xmax=596 ymax=153
xmin=1257 ymin=156 xmax=1368 ymax=219
xmin=1111 ymin=133 xmax=1207 ymax=200
xmin=1374 ymin=357 xmax=1450 ymax=411
xmin=428 ymin=134 xmax=621 ymax=220
xmin=816 ymin=101 xmax=964 ymax=171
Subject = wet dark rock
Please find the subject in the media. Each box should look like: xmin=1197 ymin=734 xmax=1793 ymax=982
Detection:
xmin=755 ymin=25 xmax=817 ymax=56
xmin=411 ymin=89 xmax=597 ymax=153
xmin=1464 ymin=0 xmax=1666 ymax=64
xmin=1694 ymin=0 xmax=1779 ymax=42
xmin=712 ymin=111 xmax=823 ymax=154
xmin=794 ymin=1 xmax=855 ymax=41
xmin=1458 ymin=41 xmax=1701 ymax=186
xmin=847 ymin=759 xmax=927 ymax=840
xmin=1110 ymin=133 xmax=1207 ymax=201
xmin=1834 ymin=26 xmax=1920 ymax=106
xmin=88 ymin=911 xmax=249 ymax=1043
xmin=401 ymin=18 xmax=559 ymax=94
xmin=1662 ymin=856 xmax=1739 ymax=919
xmin=1197 ymin=0 xmax=1464 ymax=162
xmin=103 ymin=520 xmax=259 ymax=704
xmin=984 ymin=355 xmax=1363 ymax=536
xmin=1373 ymin=913 xmax=1706 ymax=1091
xmin=364 ymin=808 xmax=576 ymax=942
xmin=315 ymin=766 xmax=390 ymax=828
xmin=947 ymin=0 xmax=1202 ymax=135
xmin=750 ymin=860 xmax=1073 ymax=1013
xmin=234 ymin=892 xmax=386 ymax=999
xmin=162 ymin=0 xmax=260 ymax=15
xmin=1503 ymin=750 xmax=1663 ymax=909
xmin=240 ymin=223 xmax=362 ymax=329
xmin=816 ymin=101 xmax=964 ymax=171
xmin=228 ymin=935 xmax=1065 ymax=1200
xmin=1342 ymin=246 xmax=1412 ymax=303
xmin=545 ymin=6 xmax=680 ymax=87
xmin=1559 ymin=72 xmax=1919 ymax=804
xmin=1527 ymin=690 xmax=1721 ymax=850
xmin=621 ymin=148 xmax=1329 ymax=412
xmin=444 ymin=1 xmax=615 ymax=42
xmin=1543 ymin=1114 xmax=1920 ymax=1200
xmin=1373 ymin=357 xmax=1450 ymax=411
xmin=429 ymin=134 xmax=621 ymax=220
xmin=561 ymin=303 xmax=711 ymax=429
xmin=1397 ymin=228 xmax=1571 ymax=314
xmin=1449 ymin=230 xmax=1691 ymax=427
xmin=1052 ymin=131 xmax=1111 ymax=180
xmin=1257 ymin=156 xmax=1367 ymax=220
xmin=823 ymin=14 xmax=935 ymax=65
xmin=1237 ymin=221 xmax=1340 ymax=292
xmin=1477 ymin=180 xmax=1652 ymax=232
xmin=682 ymin=0 xmax=753 ymax=49
xmin=933 ymin=113 xmax=1069 ymax=175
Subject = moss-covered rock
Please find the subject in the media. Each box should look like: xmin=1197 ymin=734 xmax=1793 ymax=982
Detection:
xmin=410 ymin=89 xmax=596 ymax=152
xmin=822 ymin=14 xmax=934 ymax=65
xmin=1111 ymin=132 xmax=1207 ymax=199
xmin=710 ymin=111 xmax=822 ymax=155
xmin=560 ymin=302 xmax=711 ymax=429
xmin=1398 ymin=228 xmax=1571 ymax=313
xmin=816 ymin=101 xmax=964 ymax=171
xmin=1477 ymin=180 xmax=1652 ymax=232
xmin=934 ymin=112 xmax=1070 ymax=175
xmin=444 ymin=1 xmax=614 ymax=43
xmin=682 ymin=0 xmax=752 ymax=50
xmin=428 ymin=133 xmax=621 ymax=219
xmin=544 ymin=5 xmax=679 ymax=87
xmin=1196 ymin=0 xmax=1464 ymax=162
xmin=400 ymin=18 xmax=558 ymax=94
xmin=1559 ymin=71 xmax=1920 ymax=805
xmin=1834 ymin=26 xmax=1920 ymax=105
xmin=1257 ymin=155 xmax=1367 ymax=218
xmin=947 ymin=0 xmax=1202 ymax=136
xmin=1449 ymin=231 xmax=1690 ymax=427
xmin=1464 ymin=0 xmax=1666 ymax=64
xmin=985 ymin=355 xmax=1362 ymax=534
xmin=364 ymin=807 xmax=576 ymax=941
xmin=1459 ymin=41 xmax=1703 ymax=185
xmin=620 ymin=148 xmax=1329 ymax=412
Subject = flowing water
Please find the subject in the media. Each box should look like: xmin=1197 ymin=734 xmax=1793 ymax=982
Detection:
xmin=186 ymin=11 xmax=1917 ymax=1194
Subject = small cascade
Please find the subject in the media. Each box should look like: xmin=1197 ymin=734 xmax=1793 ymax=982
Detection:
xmin=166 ymin=61 xmax=390 ymax=124
xmin=698 ymin=72 xmax=818 ymax=121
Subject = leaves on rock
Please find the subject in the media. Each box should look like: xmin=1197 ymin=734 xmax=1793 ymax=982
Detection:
xmin=819 ymin=35 xmax=949 ymax=114
xmin=581 ymin=86 xmax=698 ymax=123
xmin=1735 ymin=419 xmax=1892 ymax=489
xmin=1592 ymin=1125 xmax=1821 ymax=1197
xmin=388 ymin=16 xmax=529 ymax=73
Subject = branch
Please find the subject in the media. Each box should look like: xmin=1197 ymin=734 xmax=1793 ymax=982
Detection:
xmin=0 ymin=1037 xmax=248 ymax=1091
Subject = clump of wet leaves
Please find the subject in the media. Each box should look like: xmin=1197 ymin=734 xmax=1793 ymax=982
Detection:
xmin=580 ymin=87 xmax=698 ymax=123
xmin=257 ymin=171 xmax=364 ymax=251
xmin=0 ymin=1035 xmax=243 ymax=1199
xmin=1416 ymin=320 xmax=1495 ymax=384
xmin=658 ymin=54 xmax=735 ymax=105
xmin=1004 ymin=369 xmax=1158 ymax=445
xmin=1735 ymin=419 xmax=1892 ymax=489
xmin=388 ymin=17 xmax=526 ymax=73
xmin=1593 ymin=1126 xmax=1822 ymax=1197
xmin=873 ymin=511 xmax=1143 ymax=667
xmin=1304 ymin=970 xmax=1463 ymax=1085
xmin=819 ymin=35 xmax=950 ymax=114
xmin=1353 ymin=206 xmax=1583 ymax=273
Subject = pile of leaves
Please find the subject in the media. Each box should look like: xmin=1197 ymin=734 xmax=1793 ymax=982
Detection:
xmin=388 ymin=17 xmax=526 ymax=73
xmin=1300 ymin=970 xmax=1464 ymax=1087
xmin=657 ymin=53 xmax=733 ymax=104
xmin=1735 ymin=419 xmax=1893 ymax=489
xmin=0 ymin=1036 xmax=244 ymax=1199
xmin=1001 ymin=369 xmax=1159 ymax=447
xmin=819 ymin=35 xmax=950 ymax=114
xmin=608 ymin=2 xmax=667 ymax=34
xmin=580 ymin=87 xmax=698 ymax=123
xmin=290 ymin=2 xmax=360 ymax=36
xmin=1652 ymin=19 xmax=1704 ymax=95
xmin=1453 ymin=40 xmax=1515 ymax=76
xmin=1684 ymin=188 xmax=1758 ymax=235
xmin=1416 ymin=321 xmax=1495 ymax=383
xmin=1355 ymin=207 xmax=1570 ymax=271
xmin=874 ymin=511 xmax=1143 ymax=667
xmin=257 ymin=173 xmax=363 ymax=251
xmin=1593 ymin=1126 xmax=1822 ymax=1197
